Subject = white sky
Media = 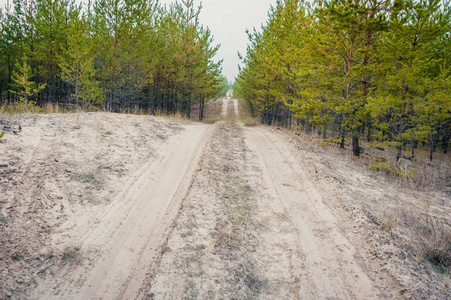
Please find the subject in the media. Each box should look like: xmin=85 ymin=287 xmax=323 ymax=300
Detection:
xmin=0 ymin=0 xmax=278 ymax=81
xmin=158 ymin=0 xmax=277 ymax=81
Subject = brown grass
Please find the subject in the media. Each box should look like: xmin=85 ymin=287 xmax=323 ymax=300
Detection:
xmin=284 ymin=126 xmax=451 ymax=293
xmin=1 ymin=102 xmax=99 ymax=115
xmin=202 ymin=118 xmax=217 ymax=124
xmin=314 ymin=131 xmax=451 ymax=192
xmin=241 ymin=118 xmax=258 ymax=127
xmin=203 ymin=98 xmax=223 ymax=121
xmin=414 ymin=211 xmax=451 ymax=273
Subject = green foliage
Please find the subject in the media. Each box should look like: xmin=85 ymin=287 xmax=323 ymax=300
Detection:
xmin=215 ymin=76 xmax=231 ymax=98
xmin=0 ymin=0 xmax=224 ymax=117
xmin=235 ymin=0 xmax=309 ymax=125
xmin=320 ymin=137 xmax=342 ymax=146
xmin=9 ymin=54 xmax=46 ymax=112
xmin=235 ymin=0 xmax=451 ymax=161
xmin=367 ymin=0 xmax=451 ymax=160
xmin=160 ymin=245 xmax=169 ymax=255
xmin=369 ymin=161 xmax=418 ymax=178
xmin=369 ymin=162 xmax=394 ymax=174
xmin=394 ymin=166 xmax=418 ymax=179
xmin=0 ymin=131 xmax=4 ymax=139
xmin=57 ymin=6 xmax=103 ymax=107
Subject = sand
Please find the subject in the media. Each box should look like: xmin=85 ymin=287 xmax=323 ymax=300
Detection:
xmin=0 ymin=100 xmax=449 ymax=299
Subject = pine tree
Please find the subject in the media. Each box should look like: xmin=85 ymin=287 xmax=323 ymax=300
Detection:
xmin=367 ymin=0 xmax=451 ymax=161
xmin=9 ymin=54 xmax=46 ymax=111
xmin=236 ymin=0 xmax=450 ymax=160
xmin=34 ymin=0 xmax=68 ymax=103
xmin=93 ymin=0 xmax=153 ymax=111
xmin=57 ymin=4 xmax=103 ymax=108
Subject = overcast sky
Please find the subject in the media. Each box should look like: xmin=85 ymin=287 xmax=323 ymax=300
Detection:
xmin=159 ymin=0 xmax=277 ymax=81
xmin=0 ymin=0 xmax=277 ymax=81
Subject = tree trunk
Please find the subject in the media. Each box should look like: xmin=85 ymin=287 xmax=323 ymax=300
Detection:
xmin=411 ymin=139 xmax=416 ymax=156
xmin=340 ymin=130 xmax=345 ymax=149
xmin=199 ymin=93 xmax=204 ymax=121
xmin=396 ymin=144 xmax=402 ymax=162
xmin=187 ymin=92 xmax=191 ymax=119
xmin=430 ymin=144 xmax=434 ymax=161
xmin=8 ymin=56 xmax=12 ymax=104
xmin=352 ymin=134 xmax=360 ymax=156
xmin=430 ymin=134 xmax=436 ymax=161
xmin=75 ymin=68 xmax=79 ymax=108
xmin=443 ymin=134 xmax=449 ymax=154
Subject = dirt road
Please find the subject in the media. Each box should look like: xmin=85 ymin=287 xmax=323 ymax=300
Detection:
xmin=1 ymin=100 xmax=402 ymax=299
xmin=78 ymin=125 xmax=211 ymax=299
xmin=23 ymin=120 xmax=212 ymax=299
xmin=148 ymin=99 xmax=383 ymax=299
xmin=245 ymin=127 xmax=376 ymax=298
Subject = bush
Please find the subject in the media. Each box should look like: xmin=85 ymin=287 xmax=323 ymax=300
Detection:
xmin=370 ymin=161 xmax=394 ymax=174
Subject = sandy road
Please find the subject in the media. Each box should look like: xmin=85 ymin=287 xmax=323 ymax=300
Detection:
xmin=3 ymin=98 xmax=385 ymax=298
xmin=245 ymin=127 xmax=377 ymax=299
xmin=79 ymin=125 xmax=211 ymax=299
xmin=147 ymin=97 xmax=381 ymax=299
xmin=28 ymin=122 xmax=212 ymax=299
xmin=82 ymin=99 xmax=379 ymax=298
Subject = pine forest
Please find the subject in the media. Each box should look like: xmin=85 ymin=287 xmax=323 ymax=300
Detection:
xmin=234 ymin=0 xmax=451 ymax=160
xmin=0 ymin=0 xmax=228 ymax=119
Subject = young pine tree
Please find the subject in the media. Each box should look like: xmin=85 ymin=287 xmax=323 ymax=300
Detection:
xmin=57 ymin=5 xmax=103 ymax=108
xmin=10 ymin=54 xmax=46 ymax=111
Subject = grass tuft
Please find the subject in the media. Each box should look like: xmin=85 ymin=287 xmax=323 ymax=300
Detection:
xmin=202 ymin=117 xmax=217 ymax=124
xmin=160 ymin=245 xmax=170 ymax=255
xmin=241 ymin=118 xmax=258 ymax=127
xmin=62 ymin=246 xmax=81 ymax=262
xmin=414 ymin=211 xmax=451 ymax=273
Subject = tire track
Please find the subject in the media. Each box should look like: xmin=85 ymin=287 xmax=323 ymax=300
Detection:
xmin=30 ymin=123 xmax=212 ymax=299
xmin=244 ymin=126 xmax=378 ymax=299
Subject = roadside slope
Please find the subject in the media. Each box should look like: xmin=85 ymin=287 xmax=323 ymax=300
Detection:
xmin=32 ymin=123 xmax=211 ymax=299
xmin=0 ymin=113 xmax=210 ymax=299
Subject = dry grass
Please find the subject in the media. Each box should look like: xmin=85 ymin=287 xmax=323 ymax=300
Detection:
xmin=1 ymin=102 xmax=195 ymax=123
xmin=1 ymin=102 xmax=98 ymax=115
xmin=404 ymin=181 xmax=451 ymax=274
xmin=283 ymin=127 xmax=451 ymax=296
xmin=1 ymin=103 xmax=40 ymax=114
xmin=241 ymin=118 xmax=258 ymax=127
xmin=202 ymin=118 xmax=217 ymax=124
xmin=119 ymin=106 xmax=149 ymax=115
xmin=414 ymin=213 xmax=451 ymax=273
xmin=315 ymin=131 xmax=451 ymax=192
xmin=202 ymin=98 xmax=224 ymax=122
